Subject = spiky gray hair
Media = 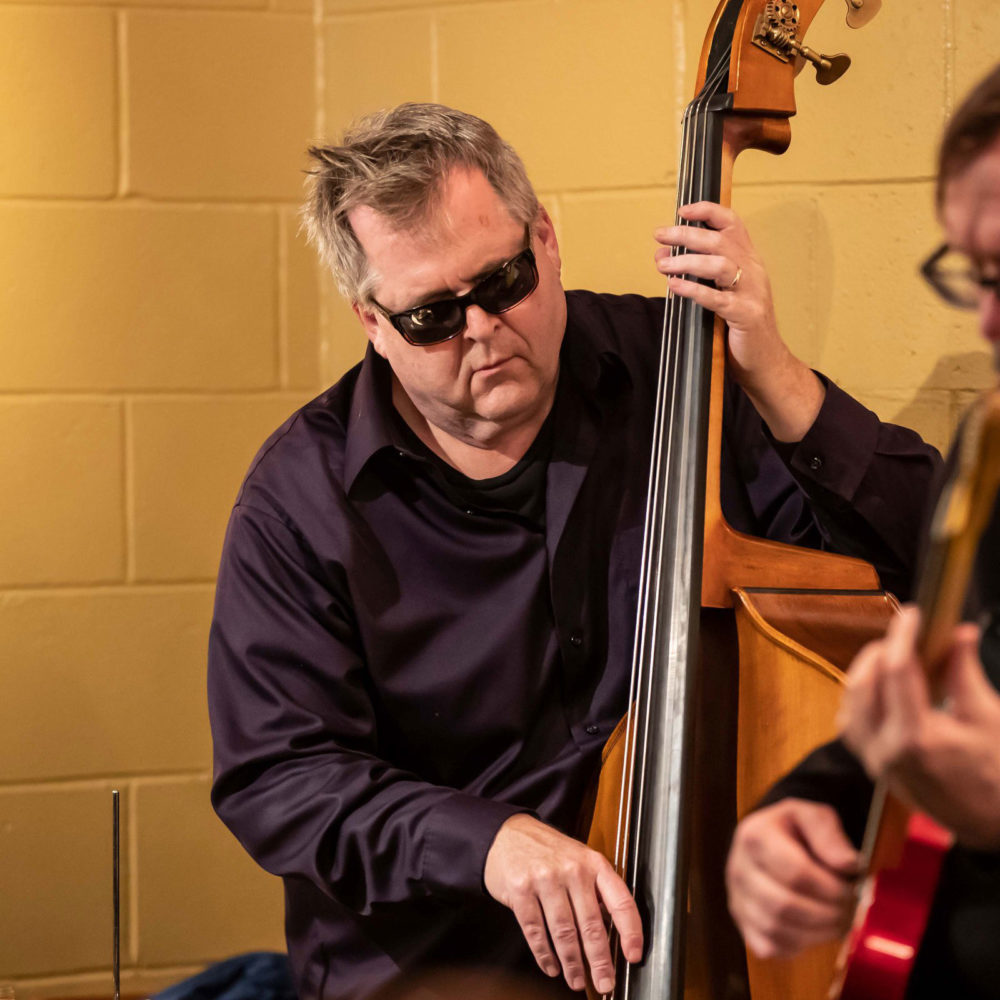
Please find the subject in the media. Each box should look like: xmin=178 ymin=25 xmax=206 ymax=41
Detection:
xmin=303 ymin=103 xmax=540 ymax=305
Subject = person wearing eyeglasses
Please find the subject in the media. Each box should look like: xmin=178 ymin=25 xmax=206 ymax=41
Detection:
xmin=207 ymin=104 xmax=939 ymax=1000
xmin=725 ymin=64 xmax=1000 ymax=1000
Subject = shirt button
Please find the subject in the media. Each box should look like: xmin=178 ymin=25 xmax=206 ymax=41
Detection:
xmin=808 ymin=455 xmax=823 ymax=471
xmin=569 ymin=631 xmax=583 ymax=647
xmin=465 ymin=508 xmax=474 ymax=516
xmin=585 ymin=724 xmax=599 ymax=736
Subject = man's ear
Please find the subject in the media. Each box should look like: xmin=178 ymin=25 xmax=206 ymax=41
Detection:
xmin=535 ymin=206 xmax=562 ymax=275
xmin=353 ymin=302 xmax=389 ymax=359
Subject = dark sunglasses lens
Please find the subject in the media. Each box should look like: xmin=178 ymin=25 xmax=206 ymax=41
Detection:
xmin=478 ymin=252 xmax=538 ymax=312
xmin=394 ymin=248 xmax=538 ymax=345
xmin=397 ymin=302 xmax=465 ymax=345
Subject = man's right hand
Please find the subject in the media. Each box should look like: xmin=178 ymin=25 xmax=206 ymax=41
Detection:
xmin=725 ymin=798 xmax=860 ymax=959
xmin=483 ymin=813 xmax=643 ymax=994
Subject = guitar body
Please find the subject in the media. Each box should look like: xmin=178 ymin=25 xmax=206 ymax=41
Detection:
xmin=834 ymin=812 xmax=953 ymax=1000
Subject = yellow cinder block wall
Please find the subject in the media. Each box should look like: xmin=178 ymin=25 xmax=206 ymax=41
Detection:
xmin=2 ymin=0 xmax=998 ymax=995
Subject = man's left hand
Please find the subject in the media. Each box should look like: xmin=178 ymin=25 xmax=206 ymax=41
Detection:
xmin=654 ymin=202 xmax=824 ymax=443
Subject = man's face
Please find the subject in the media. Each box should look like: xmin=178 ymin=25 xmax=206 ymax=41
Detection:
xmin=942 ymin=137 xmax=1000 ymax=355
xmin=350 ymin=167 xmax=566 ymax=447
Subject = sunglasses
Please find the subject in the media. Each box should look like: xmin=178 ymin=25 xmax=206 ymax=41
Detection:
xmin=370 ymin=226 xmax=538 ymax=346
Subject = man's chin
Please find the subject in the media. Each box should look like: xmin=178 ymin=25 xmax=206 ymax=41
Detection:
xmin=472 ymin=382 xmax=550 ymax=427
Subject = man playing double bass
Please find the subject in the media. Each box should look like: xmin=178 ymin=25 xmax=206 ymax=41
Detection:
xmin=726 ymin=63 xmax=1000 ymax=1000
xmin=207 ymin=102 xmax=938 ymax=999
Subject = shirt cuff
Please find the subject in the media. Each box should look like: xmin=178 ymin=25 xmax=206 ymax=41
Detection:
xmin=421 ymin=791 xmax=532 ymax=897
xmin=777 ymin=373 xmax=880 ymax=504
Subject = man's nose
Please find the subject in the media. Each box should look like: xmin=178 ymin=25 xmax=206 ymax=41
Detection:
xmin=462 ymin=303 xmax=500 ymax=339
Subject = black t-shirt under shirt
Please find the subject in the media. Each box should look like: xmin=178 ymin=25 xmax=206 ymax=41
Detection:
xmin=391 ymin=406 xmax=553 ymax=531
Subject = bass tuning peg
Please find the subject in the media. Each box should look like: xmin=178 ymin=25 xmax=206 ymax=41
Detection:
xmin=754 ymin=18 xmax=852 ymax=86
xmin=845 ymin=0 xmax=882 ymax=29
xmin=800 ymin=46 xmax=852 ymax=86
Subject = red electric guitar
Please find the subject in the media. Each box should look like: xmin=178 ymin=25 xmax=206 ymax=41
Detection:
xmin=832 ymin=388 xmax=1000 ymax=1000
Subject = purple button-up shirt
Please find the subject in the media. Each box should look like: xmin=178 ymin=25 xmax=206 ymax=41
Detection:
xmin=208 ymin=290 xmax=939 ymax=999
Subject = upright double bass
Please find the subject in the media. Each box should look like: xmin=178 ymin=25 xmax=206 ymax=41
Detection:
xmin=586 ymin=2 xmax=892 ymax=998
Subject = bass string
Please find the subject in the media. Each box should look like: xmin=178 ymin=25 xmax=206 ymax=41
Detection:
xmin=625 ymin=86 xmax=709 ymax=888
xmin=608 ymin=45 xmax=731 ymax=994
xmin=621 ymin=51 xmax=731 ymax=888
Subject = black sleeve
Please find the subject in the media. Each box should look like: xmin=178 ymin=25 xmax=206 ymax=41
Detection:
xmin=723 ymin=373 xmax=943 ymax=600
xmin=208 ymin=504 xmax=524 ymax=913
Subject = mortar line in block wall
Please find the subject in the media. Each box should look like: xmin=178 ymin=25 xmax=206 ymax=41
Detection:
xmin=727 ymin=175 xmax=936 ymax=193
xmin=0 ymin=387 xmax=313 ymax=400
xmin=313 ymin=0 xmax=331 ymax=381
xmin=943 ymin=0 xmax=956 ymax=118
xmin=324 ymin=0 xmax=511 ymax=14
xmin=116 ymin=10 xmax=130 ymax=198
xmin=430 ymin=14 xmax=440 ymax=103
xmin=8 ymin=961 xmax=206 ymax=989
xmin=807 ymin=193 xmax=817 ymax=360
xmin=2 ymin=572 xmax=219 ymax=592
xmin=0 ymin=196 xmax=305 ymax=216
xmin=314 ymin=0 xmax=325 ymax=140
xmin=10 ymin=0 xmax=289 ymax=11
xmin=0 ymin=192 xmax=314 ymax=208
xmin=0 ymin=575 xmax=216 ymax=592
xmin=123 ymin=398 xmax=136 ymax=584
xmin=311 ymin=0 xmax=329 ymax=381
xmin=521 ymin=176 xmax=936 ymax=201
xmin=277 ymin=210 xmax=290 ymax=387
xmin=545 ymin=195 xmax=562 ymax=247
xmin=672 ymin=0 xmax=688 ymax=129
xmin=128 ymin=778 xmax=140 ymax=965
xmin=0 ymin=177 xmax=933 ymax=210
xmin=0 ymin=771 xmax=210 ymax=793
xmin=0 ymin=582 xmax=216 ymax=600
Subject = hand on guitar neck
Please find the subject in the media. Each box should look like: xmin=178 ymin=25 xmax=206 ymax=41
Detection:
xmin=840 ymin=605 xmax=1000 ymax=852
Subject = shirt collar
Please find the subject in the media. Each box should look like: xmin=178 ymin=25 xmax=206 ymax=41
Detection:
xmin=344 ymin=344 xmax=404 ymax=492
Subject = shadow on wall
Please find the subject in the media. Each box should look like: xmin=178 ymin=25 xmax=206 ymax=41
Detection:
xmin=891 ymin=349 xmax=996 ymax=453
xmin=734 ymin=194 xmax=833 ymax=372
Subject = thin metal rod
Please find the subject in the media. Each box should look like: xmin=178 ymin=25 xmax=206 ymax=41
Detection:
xmin=112 ymin=789 xmax=120 ymax=1000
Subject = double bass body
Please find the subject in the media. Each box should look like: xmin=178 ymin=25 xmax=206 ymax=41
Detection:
xmin=585 ymin=2 xmax=894 ymax=998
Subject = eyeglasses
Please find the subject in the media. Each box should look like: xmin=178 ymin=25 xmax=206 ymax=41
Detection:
xmin=920 ymin=243 xmax=1000 ymax=309
xmin=370 ymin=227 xmax=538 ymax=346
